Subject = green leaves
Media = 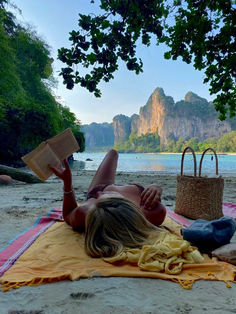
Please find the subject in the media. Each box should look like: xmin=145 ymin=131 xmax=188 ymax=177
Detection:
xmin=0 ymin=1 xmax=85 ymax=166
xmin=101 ymin=20 xmax=110 ymax=29
xmin=59 ymin=0 xmax=236 ymax=119
xmin=58 ymin=0 xmax=168 ymax=97
xmin=165 ymin=0 xmax=235 ymax=119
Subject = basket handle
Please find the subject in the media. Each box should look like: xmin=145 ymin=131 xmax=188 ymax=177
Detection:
xmin=180 ymin=146 xmax=197 ymax=176
xmin=199 ymin=147 xmax=219 ymax=176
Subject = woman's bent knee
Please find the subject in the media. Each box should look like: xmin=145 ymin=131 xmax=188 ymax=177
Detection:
xmin=108 ymin=149 xmax=118 ymax=159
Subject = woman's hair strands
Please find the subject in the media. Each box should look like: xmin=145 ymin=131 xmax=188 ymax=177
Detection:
xmin=85 ymin=197 xmax=157 ymax=257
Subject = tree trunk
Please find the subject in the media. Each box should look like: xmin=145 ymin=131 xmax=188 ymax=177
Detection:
xmin=0 ymin=164 xmax=43 ymax=183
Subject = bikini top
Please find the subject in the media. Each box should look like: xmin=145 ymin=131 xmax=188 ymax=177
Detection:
xmin=86 ymin=183 xmax=144 ymax=200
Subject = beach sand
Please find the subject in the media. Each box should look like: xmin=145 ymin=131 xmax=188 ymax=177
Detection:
xmin=1 ymin=170 xmax=236 ymax=313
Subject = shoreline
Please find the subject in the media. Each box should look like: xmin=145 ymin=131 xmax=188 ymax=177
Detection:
xmin=16 ymin=165 xmax=236 ymax=177
xmin=73 ymin=152 xmax=236 ymax=174
xmin=82 ymin=151 xmax=236 ymax=155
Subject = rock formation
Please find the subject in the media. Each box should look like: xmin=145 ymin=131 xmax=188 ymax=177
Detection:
xmin=82 ymin=88 xmax=234 ymax=148
xmin=113 ymin=114 xmax=131 ymax=144
xmin=81 ymin=122 xmax=114 ymax=148
xmin=112 ymin=88 xmax=232 ymax=145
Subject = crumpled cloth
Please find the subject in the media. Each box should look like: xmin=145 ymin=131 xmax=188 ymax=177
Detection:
xmin=181 ymin=216 xmax=236 ymax=252
xmin=104 ymin=232 xmax=204 ymax=274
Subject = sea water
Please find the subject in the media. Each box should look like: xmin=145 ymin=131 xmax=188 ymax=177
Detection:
xmin=73 ymin=152 xmax=236 ymax=175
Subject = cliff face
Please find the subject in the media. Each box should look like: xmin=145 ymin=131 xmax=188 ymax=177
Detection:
xmin=82 ymin=88 xmax=234 ymax=149
xmin=113 ymin=114 xmax=131 ymax=144
xmin=81 ymin=122 xmax=114 ymax=147
xmin=130 ymin=114 xmax=140 ymax=133
xmin=135 ymin=88 xmax=231 ymax=145
xmin=136 ymin=88 xmax=174 ymax=138
xmin=159 ymin=115 xmax=231 ymax=145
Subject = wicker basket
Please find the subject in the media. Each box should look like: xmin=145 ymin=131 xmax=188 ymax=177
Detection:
xmin=175 ymin=147 xmax=224 ymax=220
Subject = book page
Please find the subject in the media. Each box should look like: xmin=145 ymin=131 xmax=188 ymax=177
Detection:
xmin=22 ymin=128 xmax=79 ymax=180
xmin=22 ymin=142 xmax=50 ymax=179
xmin=28 ymin=144 xmax=61 ymax=180
xmin=22 ymin=142 xmax=47 ymax=164
xmin=47 ymin=128 xmax=79 ymax=161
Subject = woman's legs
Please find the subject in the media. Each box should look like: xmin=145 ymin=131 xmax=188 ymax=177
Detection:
xmin=88 ymin=149 xmax=118 ymax=191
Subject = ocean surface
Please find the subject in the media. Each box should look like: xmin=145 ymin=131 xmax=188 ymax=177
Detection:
xmin=73 ymin=152 xmax=236 ymax=175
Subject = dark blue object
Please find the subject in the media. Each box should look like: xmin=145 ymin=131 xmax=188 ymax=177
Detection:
xmin=181 ymin=217 xmax=236 ymax=252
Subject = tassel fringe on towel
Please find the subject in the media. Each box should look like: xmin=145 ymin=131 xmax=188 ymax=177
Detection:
xmin=0 ymin=274 xmax=71 ymax=292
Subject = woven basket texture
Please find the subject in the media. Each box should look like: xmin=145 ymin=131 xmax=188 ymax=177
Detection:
xmin=175 ymin=175 xmax=224 ymax=220
xmin=175 ymin=147 xmax=224 ymax=220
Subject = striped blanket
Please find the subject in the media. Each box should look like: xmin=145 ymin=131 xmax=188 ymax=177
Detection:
xmin=0 ymin=208 xmax=63 ymax=277
xmin=0 ymin=204 xmax=236 ymax=278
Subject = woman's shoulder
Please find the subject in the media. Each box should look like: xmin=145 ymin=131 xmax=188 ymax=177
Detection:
xmin=131 ymin=183 xmax=145 ymax=193
xmin=66 ymin=199 xmax=96 ymax=231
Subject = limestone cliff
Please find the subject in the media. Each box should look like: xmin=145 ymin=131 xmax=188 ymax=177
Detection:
xmin=130 ymin=114 xmax=140 ymax=133
xmin=81 ymin=122 xmax=114 ymax=148
xmin=113 ymin=114 xmax=131 ymax=144
xmin=135 ymin=88 xmax=231 ymax=145
xmin=82 ymin=88 xmax=234 ymax=149
xmin=136 ymin=88 xmax=174 ymax=138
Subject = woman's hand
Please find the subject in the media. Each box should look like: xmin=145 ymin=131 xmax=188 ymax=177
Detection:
xmin=49 ymin=159 xmax=72 ymax=190
xmin=141 ymin=184 xmax=162 ymax=210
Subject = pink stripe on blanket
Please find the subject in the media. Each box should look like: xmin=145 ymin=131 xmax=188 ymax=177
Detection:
xmin=223 ymin=203 xmax=236 ymax=218
xmin=166 ymin=202 xmax=236 ymax=227
xmin=166 ymin=208 xmax=192 ymax=227
xmin=0 ymin=208 xmax=62 ymax=277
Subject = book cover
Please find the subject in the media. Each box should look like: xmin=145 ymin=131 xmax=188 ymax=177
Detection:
xmin=22 ymin=128 xmax=79 ymax=180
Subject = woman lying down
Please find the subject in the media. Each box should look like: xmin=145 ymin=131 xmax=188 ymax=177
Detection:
xmin=50 ymin=149 xmax=167 ymax=258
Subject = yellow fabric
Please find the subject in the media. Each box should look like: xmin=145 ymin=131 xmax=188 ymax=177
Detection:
xmin=104 ymin=232 xmax=204 ymax=274
xmin=0 ymin=217 xmax=235 ymax=292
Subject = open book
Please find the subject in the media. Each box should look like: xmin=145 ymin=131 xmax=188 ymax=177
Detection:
xmin=22 ymin=128 xmax=79 ymax=180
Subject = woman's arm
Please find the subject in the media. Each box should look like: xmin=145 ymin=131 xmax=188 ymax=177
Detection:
xmin=141 ymin=202 xmax=166 ymax=226
xmin=49 ymin=159 xmax=77 ymax=221
xmin=50 ymin=159 xmax=98 ymax=231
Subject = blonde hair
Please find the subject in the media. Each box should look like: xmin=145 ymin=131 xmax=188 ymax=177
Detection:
xmin=85 ymin=197 xmax=156 ymax=258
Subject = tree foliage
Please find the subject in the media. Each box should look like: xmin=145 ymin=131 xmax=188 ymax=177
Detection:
xmin=58 ymin=0 xmax=236 ymax=120
xmin=114 ymin=132 xmax=161 ymax=152
xmin=114 ymin=131 xmax=236 ymax=153
xmin=0 ymin=0 xmax=84 ymax=166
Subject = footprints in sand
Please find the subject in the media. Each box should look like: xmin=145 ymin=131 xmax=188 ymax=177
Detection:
xmin=8 ymin=310 xmax=44 ymax=314
xmin=70 ymin=291 xmax=95 ymax=300
xmin=7 ymin=292 xmax=96 ymax=314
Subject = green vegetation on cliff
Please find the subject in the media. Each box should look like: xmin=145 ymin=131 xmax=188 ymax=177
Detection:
xmin=115 ymin=131 xmax=236 ymax=153
xmin=0 ymin=1 xmax=84 ymax=166
xmin=174 ymin=92 xmax=216 ymax=118
xmin=114 ymin=132 xmax=161 ymax=153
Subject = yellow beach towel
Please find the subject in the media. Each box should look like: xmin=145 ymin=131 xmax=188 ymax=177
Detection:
xmin=0 ymin=217 xmax=235 ymax=291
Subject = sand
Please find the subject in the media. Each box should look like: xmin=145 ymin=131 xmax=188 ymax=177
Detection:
xmin=1 ymin=169 xmax=236 ymax=314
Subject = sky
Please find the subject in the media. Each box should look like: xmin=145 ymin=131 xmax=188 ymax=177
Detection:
xmin=10 ymin=0 xmax=214 ymax=125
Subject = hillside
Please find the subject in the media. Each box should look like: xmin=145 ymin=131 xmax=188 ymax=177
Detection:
xmin=82 ymin=88 xmax=236 ymax=151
